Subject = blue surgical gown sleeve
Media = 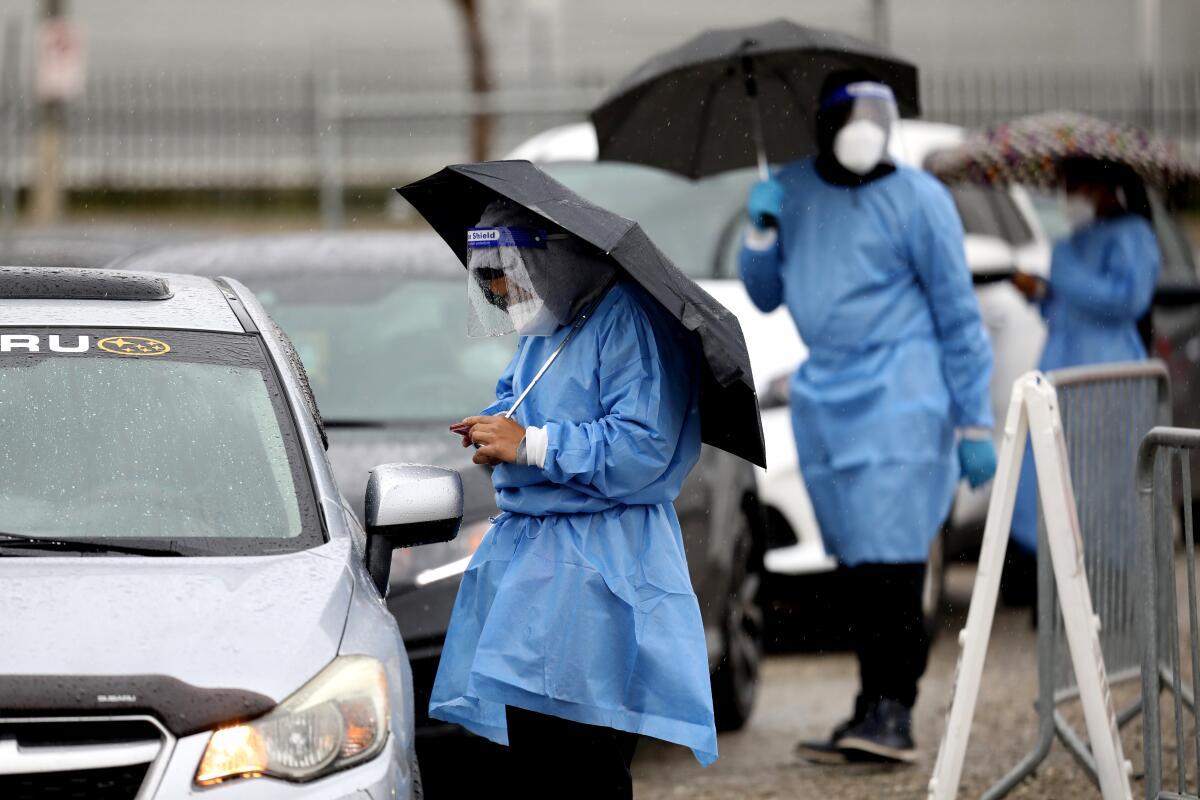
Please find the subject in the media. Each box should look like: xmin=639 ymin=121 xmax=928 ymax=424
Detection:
xmin=738 ymin=229 xmax=785 ymax=313
xmin=478 ymin=350 xmax=517 ymax=417
xmin=1048 ymin=221 xmax=1158 ymax=320
xmin=539 ymin=297 xmax=690 ymax=499
xmin=907 ymin=176 xmax=995 ymax=431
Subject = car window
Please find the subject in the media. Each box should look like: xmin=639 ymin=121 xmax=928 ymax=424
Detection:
xmin=1026 ymin=190 xmax=1075 ymax=241
xmin=0 ymin=328 xmax=322 ymax=553
xmin=949 ymin=185 xmax=1033 ymax=245
xmin=1149 ymin=193 xmax=1199 ymax=284
xmin=248 ymin=275 xmax=515 ymax=422
xmin=541 ymin=162 xmax=757 ymax=279
xmin=988 ymin=189 xmax=1035 ymax=245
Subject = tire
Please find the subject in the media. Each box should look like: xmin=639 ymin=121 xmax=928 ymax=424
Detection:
xmin=712 ymin=513 xmax=765 ymax=731
xmin=922 ymin=528 xmax=947 ymax=641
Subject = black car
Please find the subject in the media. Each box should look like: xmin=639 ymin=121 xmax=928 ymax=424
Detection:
xmin=110 ymin=232 xmax=766 ymax=732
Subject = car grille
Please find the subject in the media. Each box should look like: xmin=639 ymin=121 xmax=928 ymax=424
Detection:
xmin=0 ymin=762 xmax=150 ymax=800
xmin=0 ymin=718 xmax=166 ymax=800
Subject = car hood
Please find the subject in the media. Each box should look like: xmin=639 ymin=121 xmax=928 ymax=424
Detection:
xmin=0 ymin=546 xmax=353 ymax=712
xmin=325 ymin=424 xmax=497 ymax=524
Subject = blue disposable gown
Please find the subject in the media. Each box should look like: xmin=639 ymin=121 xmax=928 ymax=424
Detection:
xmin=739 ymin=159 xmax=994 ymax=565
xmin=1010 ymin=214 xmax=1160 ymax=551
xmin=428 ymin=281 xmax=718 ymax=765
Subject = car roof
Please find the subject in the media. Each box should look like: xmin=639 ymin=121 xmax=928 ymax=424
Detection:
xmin=0 ymin=225 xmax=209 ymax=269
xmin=108 ymin=230 xmax=462 ymax=281
xmin=0 ymin=267 xmax=243 ymax=331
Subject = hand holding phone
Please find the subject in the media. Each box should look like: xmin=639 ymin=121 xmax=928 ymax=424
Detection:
xmin=449 ymin=421 xmax=473 ymax=448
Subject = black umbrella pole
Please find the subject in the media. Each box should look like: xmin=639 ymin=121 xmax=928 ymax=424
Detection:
xmin=740 ymin=55 xmax=771 ymax=181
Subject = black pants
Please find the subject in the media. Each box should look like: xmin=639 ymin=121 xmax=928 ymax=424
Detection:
xmin=845 ymin=562 xmax=930 ymax=709
xmin=505 ymin=706 xmax=639 ymax=799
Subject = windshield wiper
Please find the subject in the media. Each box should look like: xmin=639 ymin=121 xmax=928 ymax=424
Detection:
xmin=0 ymin=533 xmax=184 ymax=557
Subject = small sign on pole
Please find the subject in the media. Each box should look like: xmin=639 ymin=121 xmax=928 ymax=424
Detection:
xmin=36 ymin=18 xmax=85 ymax=102
xmin=928 ymin=372 xmax=1132 ymax=800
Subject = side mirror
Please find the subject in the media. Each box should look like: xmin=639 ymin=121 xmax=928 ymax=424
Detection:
xmin=364 ymin=464 xmax=463 ymax=596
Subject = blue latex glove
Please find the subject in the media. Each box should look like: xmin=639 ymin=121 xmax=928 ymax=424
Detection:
xmin=959 ymin=437 xmax=998 ymax=489
xmin=747 ymin=178 xmax=784 ymax=229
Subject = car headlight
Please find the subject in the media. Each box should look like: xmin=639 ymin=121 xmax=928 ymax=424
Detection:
xmin=195 ymin=656 xmax=388 ymax=786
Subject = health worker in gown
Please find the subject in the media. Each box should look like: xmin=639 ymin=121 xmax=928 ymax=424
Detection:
xmin=430 ymin=200 xmax=716 ymax=798
xmin=739 ymin=72 xmax=996 ymax=765
xmin=1008 ymin=159 xmax=1160 ymax=556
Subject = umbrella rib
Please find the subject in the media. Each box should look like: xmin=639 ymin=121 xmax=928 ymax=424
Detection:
xmin=769 ymin=60 xmax=810 ymax=142
xmin=689 ymin=72 xmax=726 ymax=179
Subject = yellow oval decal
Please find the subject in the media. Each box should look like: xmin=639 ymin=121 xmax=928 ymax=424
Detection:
xmin=97 ymin=336 xmax=171 ymax=356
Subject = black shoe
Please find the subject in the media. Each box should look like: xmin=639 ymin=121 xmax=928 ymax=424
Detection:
xmin=795 ymin=697 xmax=871 ymax=765
xmin=835 ymin=698 xmax=918 ymax=764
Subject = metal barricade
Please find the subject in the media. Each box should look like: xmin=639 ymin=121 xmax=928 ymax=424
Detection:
xmin=1139 ymin=427 xmax=1200 ymax=800
xmin=985 ymin=361 xmax=1171 ymax=799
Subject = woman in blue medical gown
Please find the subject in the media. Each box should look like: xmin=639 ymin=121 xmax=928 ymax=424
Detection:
xmin=1008 ymin=160 xmax=1160 ymax=556
xmin=430 ymin=199 xmax=715 ymax=798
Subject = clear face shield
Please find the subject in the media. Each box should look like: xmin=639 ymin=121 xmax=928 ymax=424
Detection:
xmin=824 ymin=81 xmax=899 ymax=175
xmin=466 ymin=227 xmax=560 ymax=338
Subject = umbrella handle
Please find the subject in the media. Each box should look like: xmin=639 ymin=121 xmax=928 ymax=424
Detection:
xmin=741 ymin=55 xmax=771 ymax=181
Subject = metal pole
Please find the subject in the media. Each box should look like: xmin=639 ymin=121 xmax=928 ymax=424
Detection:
xmin=740 ymin=55 xmax=770 ymax=181
xmin=30 ymin=0 xmax=65 ymax=225
xmin=1138 ymin=0 xmax=1161 ymax=131
xmin=313 ymin=67 xmax=343 ymax=229
xmin=0 ymin=16 xmax=21 ymax=235
xmin=870 ymin=0 xmax=890 ymax=50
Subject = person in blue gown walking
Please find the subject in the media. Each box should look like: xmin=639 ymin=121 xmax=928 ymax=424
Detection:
xmin=739 ymin=72 xmax=996 ymax=763
xmin=1008 ymin=159 xmax=1160 ymax=556
xmin=430 ymin=199 xmax=716 ymax=798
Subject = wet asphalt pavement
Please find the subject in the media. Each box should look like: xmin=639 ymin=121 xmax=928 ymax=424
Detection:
xmin=416 ymin=563 xmax=1160 ymax=799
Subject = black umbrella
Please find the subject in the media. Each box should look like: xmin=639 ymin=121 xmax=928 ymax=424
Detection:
xmin=590 ymin=18 xmax=919 ymax=180
xmin=397 ymin=160 xmax=766 ymax=468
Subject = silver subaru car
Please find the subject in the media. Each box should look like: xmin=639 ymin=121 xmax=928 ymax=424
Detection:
xmin=0 ymin=266 xmax=463 ymax=799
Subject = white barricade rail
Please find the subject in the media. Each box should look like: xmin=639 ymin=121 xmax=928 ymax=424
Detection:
xmin=928 ymin=372 xmax=1132 ymax=800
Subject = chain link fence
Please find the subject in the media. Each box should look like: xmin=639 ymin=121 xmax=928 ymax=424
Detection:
xmin=0 ymin=61 xmax=1196 ymax=201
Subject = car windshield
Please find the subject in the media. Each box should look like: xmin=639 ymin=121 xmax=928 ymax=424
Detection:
xmin=950 ymin=185 xmax=1035 ymax=246
xmin=541 ymin=161 xmax=758 ymax=279
xmin=0 ymin=329 xmax=320 ymax=553
xmin=246 ymin=274 xmax=515 ymax=423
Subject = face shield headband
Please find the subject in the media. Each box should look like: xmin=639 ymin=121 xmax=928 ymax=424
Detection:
xmin=466 ymin=226 xmax=566 ymax=338
xmin=468 ymin=227 xmax=547 ymax=310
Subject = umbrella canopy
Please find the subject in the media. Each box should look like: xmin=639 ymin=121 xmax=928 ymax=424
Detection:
xmin=396 ymin=160 xmax=766 ymax=468
xmin=925 ymin=110 xmax=1200 ymax=189
xmin=590 ymin=18 xmax=919 ymax=179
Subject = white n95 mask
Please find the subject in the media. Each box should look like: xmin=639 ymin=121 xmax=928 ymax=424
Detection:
xmin=1060 ymin=193 xmax=1096 ymax=231
xmin=508 ymin=297 xmax=561 ymax=336
xmin=833 ymin=119 xmax=889 ymax=175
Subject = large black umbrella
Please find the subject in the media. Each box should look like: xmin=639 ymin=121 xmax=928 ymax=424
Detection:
xmin=397 ymin=160 xmax=766 ymax=468
xmin=590 ymin=18 xmax=919 ymax=180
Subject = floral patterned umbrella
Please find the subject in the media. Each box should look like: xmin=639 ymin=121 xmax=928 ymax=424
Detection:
xmin=925 ymin=110 xmax=1200 ymax=189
